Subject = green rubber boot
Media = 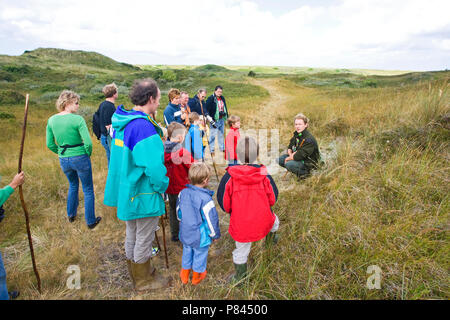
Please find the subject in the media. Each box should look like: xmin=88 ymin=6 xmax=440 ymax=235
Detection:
xmin=228 ymin=263 xmax=247 ymax=285
xmin=265 ymin=232 xmax=279 ymax=247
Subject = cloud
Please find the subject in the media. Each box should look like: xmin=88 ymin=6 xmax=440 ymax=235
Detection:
xmin=0 ymin=0 xmax=448 ymax=70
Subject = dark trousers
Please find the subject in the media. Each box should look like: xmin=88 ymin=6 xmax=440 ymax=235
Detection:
xmin=278 ymin=154 xmax=309 ymax=177
xmin=168 ymin=193 xmax=180 ymax=240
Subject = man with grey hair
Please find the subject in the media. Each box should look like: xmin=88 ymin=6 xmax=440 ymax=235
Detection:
xmin=188 ymin=88 xmax=208 ymax=118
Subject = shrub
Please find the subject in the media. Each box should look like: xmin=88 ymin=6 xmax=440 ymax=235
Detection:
xmin=161 ymin=70 xmax=177 ymax=82
xmin=248 ymin=70 xmax=256 ymax=77
xmin=0 ymin=89 xmax=25 ymax=105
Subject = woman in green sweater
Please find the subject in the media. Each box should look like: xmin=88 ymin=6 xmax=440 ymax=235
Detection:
xmin=46 ymin=90 xmax=101 ymax=229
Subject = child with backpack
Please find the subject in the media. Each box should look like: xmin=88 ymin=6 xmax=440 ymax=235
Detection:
xmin=164 ymin=122 xmax=194 ymax=242
xmin=225 ymin=115 xmax=241 ymax=166
xmin=217 ymin=136 xmax=279 ymax=283
xmin=178 ymin=162 xmax=221 ymax=285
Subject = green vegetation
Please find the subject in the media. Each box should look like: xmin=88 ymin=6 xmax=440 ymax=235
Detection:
xmin=0 ymin=48 xmax=448 ymax=300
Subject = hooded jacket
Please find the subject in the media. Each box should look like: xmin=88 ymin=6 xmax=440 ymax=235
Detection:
xmin=104 ymin=105 xmax=169 ymax=221
xmin=186 ymin=124 xmax=204 ymax=160
xmin=164 ymin=140 xmax=193 ymax=195
xmin=217 ymin=164 xmax=278 ymax=242
xmin=288 ymin=129 xmax=320 ymax=169
xmin=177 ymin=184 xmax=221 ymax=248
xmin=225 ymin=127 xmax=240 ymax=160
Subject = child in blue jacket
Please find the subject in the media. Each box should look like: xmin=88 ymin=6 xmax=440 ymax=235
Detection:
xmin=177 ymin=162 xmax=220 ymax=285
xmin=186 ymin=112 xmax=204 ymax=161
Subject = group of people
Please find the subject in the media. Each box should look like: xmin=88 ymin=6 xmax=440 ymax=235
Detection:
xmin=1 ymin=76 xmax=321 ymax=298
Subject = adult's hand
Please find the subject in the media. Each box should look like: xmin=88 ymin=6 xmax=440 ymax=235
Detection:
xmin=9 ymin=172 xmax=25 ymax=189
xmin=285 ymin=155 xmax=294 ymax=164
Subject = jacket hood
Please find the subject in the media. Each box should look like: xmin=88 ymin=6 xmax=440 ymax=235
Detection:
xmin=164 ymin=140 xmax=182 ymax=153
xmin=112 ymin=105 xmax=149 ymax=132
xmin=185 ymin=184 xmax=214 ymax=197
xmin=227 ymin=164 xmax=268 ymax=185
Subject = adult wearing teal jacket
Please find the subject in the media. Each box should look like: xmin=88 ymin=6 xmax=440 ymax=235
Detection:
xmin=1 ymin=172 xmax=25 ymax=300
xmin=104 ymin=78 xmax=170 ymax=292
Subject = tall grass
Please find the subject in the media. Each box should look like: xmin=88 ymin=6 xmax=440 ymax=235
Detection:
xmin=0 ymin=69 xmax=448 ymax=300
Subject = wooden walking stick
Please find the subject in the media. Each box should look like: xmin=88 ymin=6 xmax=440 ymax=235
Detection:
xmin=160 ymin=205 xmax=169 ymax=269
xmin=199 ymin=100 xmax=220 ymax=181
xmin=18 ymin=94 xmax=42 ymax=294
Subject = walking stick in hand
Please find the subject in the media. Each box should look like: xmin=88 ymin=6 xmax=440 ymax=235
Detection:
xmin=199 ymin=101 xmax=220 ymax=181
xmin=160 ymin=204 xmax=169 ymax=269
xmin=18 ymin=94 xmax=42 ymax=293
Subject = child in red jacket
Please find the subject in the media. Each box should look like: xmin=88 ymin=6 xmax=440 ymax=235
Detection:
xmin=217 ymin=136 xmax=279 ymax=283
xmin=225 ymin=115 xmax=240 ymax=166
xmin=164 ymin=122 xmax=195 ymax=242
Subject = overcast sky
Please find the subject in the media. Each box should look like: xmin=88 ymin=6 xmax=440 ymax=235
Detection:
xmin=0 ymin=0 xmax=449 ymax=71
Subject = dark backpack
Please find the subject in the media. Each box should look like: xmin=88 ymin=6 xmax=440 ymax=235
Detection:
xmin=92 ymin=107 xmax=101 ymax=140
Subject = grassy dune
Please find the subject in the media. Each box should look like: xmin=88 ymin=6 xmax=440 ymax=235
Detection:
xmin=0 ymin=49 xmax=448 ymax=299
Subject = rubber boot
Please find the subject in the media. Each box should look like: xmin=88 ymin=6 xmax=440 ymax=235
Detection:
xmin=131 ymin=258 xmax=170 ymax=292
xmin=180 ymin=268 xmax=191 ymax=285
xmin=191 ymin=270 xmax=207 ymax=285
xmin=265 ymin=232 xmax=279 ymax=247
xmin=228 ymin=263 xmax=247 ymax=284
xmin=126 ymin=259 xmax=135 ymax=288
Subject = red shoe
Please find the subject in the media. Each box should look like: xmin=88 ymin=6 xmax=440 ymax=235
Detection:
xmin=191 ymin=270 xmax=207 ymax=285
xmin=180 ymin=268 xmax=191 ymax=284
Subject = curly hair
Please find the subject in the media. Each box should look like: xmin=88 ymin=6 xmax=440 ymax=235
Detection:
xmin=55 ymin=90 xmax=80 ymax=112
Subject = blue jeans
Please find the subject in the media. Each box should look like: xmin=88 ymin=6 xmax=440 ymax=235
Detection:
xmin=228 ymin=159 xmax=238 ymax=166
xmin=0 ymin=252 xmax=8 ymax=300
xmin=209 ymin=118 xmax=225 ymax=153
xmin=181 ymin=245 xmax=210 ymax=273
xmin=100 ymin=134 xmax=111 ymax=166
xmin=278 ymin=154 xmax=309 ymax=177
xmin=59 ymin=154 xmax=96 ymax=225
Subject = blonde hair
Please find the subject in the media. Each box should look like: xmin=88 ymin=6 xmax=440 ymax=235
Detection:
xmin=167 ymin=122 xmax=185 ymax=139
xmin=56 ymin=90 xmax=80 ymax=112
xmin=188 ymin=112 xmax=200 ymax=124
xmin=168 ymin=88 xmax=181 ymax=102
xmin=294 ymin=113 xmax=309 ymax=124
xmin=102 ymin=83 xmax=118 ymax=98
xmin=236 ymin=136 xmax=259 ymax=164
xmin=227 ymin=115 xmax=240 ymax=127
xmin=189 ymin=162 xmax=211 ymax=185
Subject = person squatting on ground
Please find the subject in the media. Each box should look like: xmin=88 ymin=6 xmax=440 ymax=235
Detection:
xmin=178 ymin=162 xmax=221 ymax=285
xmin=46 ymin=90 xmax=101 ymax=229
xmin=0 ymin=172 xmax=25 ymax=300
xmin=104 ymin=78 xmax=170 ymax=291
xmin=206 ymin=85 xmax=228 ymax=156
xmin=186 ymin=112 xmax=205 ymax=161
xmin=97 ymin=83 xmax=118 ymax=166
xmin=163 ymin=88 xmax=184 ymax=126
xmin=217 ymin=136 xmax=280 ymax=283
xmin=164 ymin=122 xmax=194 ymax=242
xmin=225 ymin=115 xmax=241 ymax=166
xmin=278 ymin=113 xmax=321 ymax=178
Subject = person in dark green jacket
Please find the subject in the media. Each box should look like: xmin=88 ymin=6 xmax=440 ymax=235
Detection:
xmin=278 ymin=113 xmax=320 ymax=178
xmin=46 ymin=90 xmax=101 ymax=229
xmin=1 ymin=171 xmax=25 ymax=300
xmin=104 ymin=78 xmax=170 ymax=292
